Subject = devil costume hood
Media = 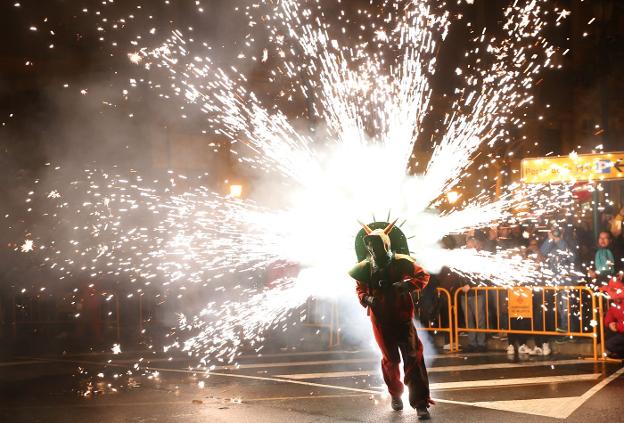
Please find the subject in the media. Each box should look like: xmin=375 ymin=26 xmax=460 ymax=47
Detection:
xmin=348 ymin=220 xmax=426 ymax=288
xmin=348 ymin=220 xmax=429 ymax=320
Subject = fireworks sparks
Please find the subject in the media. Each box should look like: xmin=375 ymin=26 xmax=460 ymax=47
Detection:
xmin=20 ymin=239 xmax=34 ymax=252
xmin=12 ymin=0 xmax=580 ymax=366
xmin=111 ymin=344 xmax=122 ymax=355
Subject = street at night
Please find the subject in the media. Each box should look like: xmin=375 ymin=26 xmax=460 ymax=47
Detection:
xmin=2 ymin=347 xmax=624 ymax=422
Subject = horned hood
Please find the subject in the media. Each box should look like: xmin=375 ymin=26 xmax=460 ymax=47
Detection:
xmin=360 ymin=219 xmax=397 ymax=269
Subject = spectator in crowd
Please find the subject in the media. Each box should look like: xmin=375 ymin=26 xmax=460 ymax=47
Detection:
xmin=610 ymin=206 xmax=624 ymax=270
xmin=525 ymin=238 xmax=543 ymax=261
xmin=484 ymin=227 xmax=508 ymax=340
xmin=564 ymin=224 xmax=581 ymax=268
xmin=603 ymin=278 xmax=624 ymax=359
xmin=528 ymin=238 xmax=551 ymax=355
xmin=588 ymin=231 xmax=616 ymax=287
xmin=482 ymin=227 xmax=498 ymax=253
xmin=540 ymin=226 xmax=576 ymax=333
xmin=436 ymin=265 xmax=461 ymax=351
xmin=576 ymin=220 xmax=595 ymax=266
xmin=497 ymin=226 xmax=515 ymax=249
xmin=506 ymin=239 xmax=551 ymax=356
xmin=600 ymin=206 xmax=616 ymax=234
xmin=461 ymin=236 xmax=487 ymax=352
xmin=509 ymin=225 xmax=525 ymax=248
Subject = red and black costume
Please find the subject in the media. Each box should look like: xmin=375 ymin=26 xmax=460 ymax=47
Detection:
xmin=348 ymin=221 xmax=432 ymax=413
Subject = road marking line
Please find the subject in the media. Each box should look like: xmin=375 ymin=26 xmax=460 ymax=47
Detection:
xmin=468 ymin=396 xmax=579 ymax=419
xmin=146 ymin=366 xmax=600 ymax=393
xmin=429 ymin=373 xmax=599 ymax=390
xmin=275 ymin=359 xmax=589 ymax=379
xmin=450 ymin=367 xmax=624 ymax=419
xmin=211 ymin=358 xmax=377 ymax=370
xmin=148 ymin=367 xmax=384 ymax=394
xmin=12 ymin=351 xmax=504 ymax=369
xmin=242 ymin=394 xmax=371 ymax=402
xmin=239 ymin=350 xmax=365 ymax=359
xmin=561 ymin=366 xmax=624 ymax=419
xmin=0 ymin=401 xmax=199 ymax=409
xmin=18 ymin=357 xmax=618 ymax=414
xmin=207 ymin=351 xmax=506 ymax=371
xmin=276 ymin=370 xmax=375 ymax=379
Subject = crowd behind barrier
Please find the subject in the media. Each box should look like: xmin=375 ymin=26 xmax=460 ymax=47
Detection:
xmin=0 ymin=283 xmax=619 ymax=361
xmin=3 ymin=207 xmax=624 ymax=359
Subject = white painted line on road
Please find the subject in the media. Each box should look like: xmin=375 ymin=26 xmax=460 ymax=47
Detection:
xmin=452 ymin=367 xmax=624 ymax=419
xmin=239 ymin=350 xmax=365 ymax=359
xmin=147 ymin=367 xmax=600 ymax=393
xmin=243 ymin=393 xmax=371 ymax=402
xmin=560 ymin=366 xmax=624 ymax=419
xmin=275 ymin=359 xmax=589 ymax=380
xmin=13 ymin=351 xmax=503 ymax=369
xmin=429 ymin=373 xmax=600 ymax=390
xmin=24 ymin=357 xmax=618 ymax=415
xmin=98 ymin=350 xmax=371 ymax=365
xmin=148 ymin=366 xmax=385 ymax=395
xmin=208 ymin=351 xmax=506 ymax=371
xmin=211 ymin=358 xmax=377 ymax=370
xmin=276 ymin=370 xmax=376 ymax=379
xmin=468 ymin=396 xmax=580 ymax=419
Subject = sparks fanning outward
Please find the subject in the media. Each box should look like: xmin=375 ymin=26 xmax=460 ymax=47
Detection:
xmin=15 ymin=1 xmax=579 ymax=366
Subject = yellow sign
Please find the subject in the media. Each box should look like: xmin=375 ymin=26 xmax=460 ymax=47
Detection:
xmin=521 ymin=152 xmax=624 ymax=184
xmin=508 ymin=287 xmax=533 ymax=319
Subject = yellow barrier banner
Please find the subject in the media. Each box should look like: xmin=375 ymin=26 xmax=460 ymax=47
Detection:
xmin=508 ymin=287 xmax=533 ymax=318
xmin=521 ymin=151 xmax=624 ymax=184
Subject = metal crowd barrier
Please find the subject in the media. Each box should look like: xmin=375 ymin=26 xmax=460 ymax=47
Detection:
xmin=302 ymin=288 xmax=455 ymax=350
xmin=9 ymin=285 xmax=610 ymax=362
xmin=453 ymin=285 xmax=598 ymax=360
xmin=413 ymin=287 xmax=454 ymax=351
xmin=302 ymin=297 xmax=342 ymax=348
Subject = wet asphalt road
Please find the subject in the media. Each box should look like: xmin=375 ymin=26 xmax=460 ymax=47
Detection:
xmin=1 ymin=347 xmax=623 ymax=423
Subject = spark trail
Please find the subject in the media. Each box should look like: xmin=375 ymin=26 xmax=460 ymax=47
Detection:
xmin=15 ymin=0 xmax=576 ymax=365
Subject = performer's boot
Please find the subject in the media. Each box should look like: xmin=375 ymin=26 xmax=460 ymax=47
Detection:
xmin=391 ymin=396 xmax=403 ymax=411
xmin=416 ymin=406 xmax=430 ymax=420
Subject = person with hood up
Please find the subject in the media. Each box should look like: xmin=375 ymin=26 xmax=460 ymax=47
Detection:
xmin=349 ymin=220 xmax=433 ymax=420
xmin=602 ymin=275 xmax=624 ymax=359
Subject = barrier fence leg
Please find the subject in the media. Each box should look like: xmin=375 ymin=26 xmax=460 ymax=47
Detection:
xmin=599 ymin=295 xmax=605 ymax=360
xmin=591 ymin=293 xmax=597 ymax=361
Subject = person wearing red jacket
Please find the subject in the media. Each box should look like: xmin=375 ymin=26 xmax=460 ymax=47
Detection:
xmin=349 ymin=221 xmax=433 ymax=420
xmin=603 ymin=277 xmax=624 ymax=359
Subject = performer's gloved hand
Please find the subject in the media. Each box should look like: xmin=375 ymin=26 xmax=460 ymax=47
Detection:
xmin=363 ymin=295 xmax=377 ymax=308
xmin=393 ymin=280 xmax=413 ymax=292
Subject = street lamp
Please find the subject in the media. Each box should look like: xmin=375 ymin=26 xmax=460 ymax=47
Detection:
xmin=229 ymin=184 xmax=243 ymax=198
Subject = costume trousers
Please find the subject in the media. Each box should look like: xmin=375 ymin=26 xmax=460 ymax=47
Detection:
xmin=370 ymin=318 xmax=430 ymax=407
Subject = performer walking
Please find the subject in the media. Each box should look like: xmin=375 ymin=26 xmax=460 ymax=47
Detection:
xmin=349 ymin=220 xmax=433 ymax=419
